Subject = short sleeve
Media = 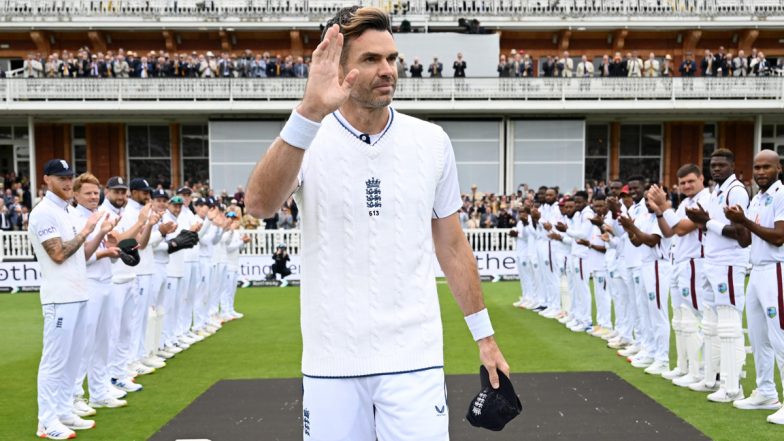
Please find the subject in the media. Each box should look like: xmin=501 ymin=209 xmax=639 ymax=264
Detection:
xmin=647 ymin=217 xmax=663 ymax=237
xmin=432 ymin=134 xmax=462 ymax=219
xmin=726 ymin=185 xmax=750 ymax=209
xmin=29 ymin=209 xmax=61 ymax=243
xmin=774 ymin=192 xmax=784 ymax=223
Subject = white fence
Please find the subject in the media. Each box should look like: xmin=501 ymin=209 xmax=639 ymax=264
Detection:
xmin=2 ymin=77 xmax=783 ymax=103
xmin=0 ymin=228 xmax=515 ymax=261
xmin=1 ymin=0 xmax=783 ymax=17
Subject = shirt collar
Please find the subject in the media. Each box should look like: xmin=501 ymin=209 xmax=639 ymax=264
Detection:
xmin=100 ymin=198 xmax=123 ymax=215
xmin=716 ymin=174 xmax=738 ymax=194
xmin=75 ymin=204 xmax=95 ymax=217
xmin=44 ymin=191 xmax=70 ymax=211
xmin=127 ymin=198 xmax=143 ymax=211
xmin=761 ymin=180 xmax=783 ymax=196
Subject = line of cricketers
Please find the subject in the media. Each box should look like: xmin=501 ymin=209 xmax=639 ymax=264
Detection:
xmin=29 ymin=159 xmax=249 ymax=440
xmin=513 ymin=148 xmax=784 ymax=425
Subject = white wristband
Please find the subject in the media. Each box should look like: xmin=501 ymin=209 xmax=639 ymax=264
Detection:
xmin=279 ymin=108 xmax=322 ymax=150
xmin=662 ymin=208 xmax=680 ymax=228
xmin=706 ymin=219 xmax=724 ymax=236
xmin=465 ymin=308 xmax=494 ymax=341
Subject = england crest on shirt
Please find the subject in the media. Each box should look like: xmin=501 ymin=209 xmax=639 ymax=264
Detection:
xmin=365 ymin=177 xmax=381 ymax=209
xmin=718 ymin=283 xmax=728 ymax=294
xmin=768 ymin=307 xmax=777 ymax=319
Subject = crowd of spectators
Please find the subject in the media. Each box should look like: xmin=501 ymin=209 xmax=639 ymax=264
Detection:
xmin=497 ymin=47 xmax=781 ymax=78
xmin=18 ymin=48 xmax=310 ymax=79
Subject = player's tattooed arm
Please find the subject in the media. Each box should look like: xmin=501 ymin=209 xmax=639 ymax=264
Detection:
xmin=41 ymin=234 xmax=87 ymax=264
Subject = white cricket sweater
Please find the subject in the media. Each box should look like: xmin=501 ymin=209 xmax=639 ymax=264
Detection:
xmin=296 ymin=109 xmax=462 ymax=378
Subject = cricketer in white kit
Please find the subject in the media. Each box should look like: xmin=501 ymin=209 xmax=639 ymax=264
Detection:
xmin=725 ymin=150 xmax=784 ymax=423
xmin=29 ymin=159 xmax=102 ymax=439
xmin=245 ymin=8 xmax=509 ymax=440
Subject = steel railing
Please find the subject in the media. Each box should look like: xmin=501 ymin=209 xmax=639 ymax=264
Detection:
xmin=0 ymin=0 xmax=782 ymax=17
xmin=1 ymin=77 xmax=783 ymax=103
xmin=0 ymin=228 xmax=515 ymax=261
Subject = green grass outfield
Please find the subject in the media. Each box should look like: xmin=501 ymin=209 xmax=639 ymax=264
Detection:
xmin=1 ymin=282 xmax=781 ymax=441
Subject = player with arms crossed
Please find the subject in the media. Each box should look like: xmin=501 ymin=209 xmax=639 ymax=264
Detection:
xmin=246 ymin=7 xmax=509 ymax=440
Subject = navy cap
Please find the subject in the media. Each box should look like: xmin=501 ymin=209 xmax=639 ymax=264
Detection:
xmin=106 ymin=176 xmax=129 ymax=190
xmin=206 ymin=196 xmax=216 ymax=207
xmin=151 ymin=189 xmax=168 ymax=200
xmin=43 ymin=159 xmax=75 ymax=177
xmin=176 ymin=186 xmax=192 ymax=195
xmin=194 ymin=197 xmax=208 ymax=206
xmin=129 ymin=178 xmax=152 ymax=192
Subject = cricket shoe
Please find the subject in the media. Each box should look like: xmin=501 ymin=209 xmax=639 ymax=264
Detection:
xmin=733 ymin=390 xmax=781 ymax=410
xmin=617 ymin=345 xmax=640 ymax=357
xmin=768 ymin=406 xmax=784 ymax=424
xmin=195 ymin=328 xmax=212 ymax=338
xmin=163 ymin=344 xmax=183 ymax=354
xmin=219 ymin=313 xmax=235 ymax=322
xmin=512 ymin=298 xmax=524 ymax=308
xmin=178 ymin=335 xmax=196 ymax=346
xmin=661 ymin=367 xmax=687 ymax=380
xmin=141 ymin=356 xmax=166 ymax=369
xmin=569 ymin=323 xmax=590 ymax=333
xmin=630 ymin=354 xmax=654 ymax=369
xmin=673 ymin=373 xmax=702 ymax=388
xmin=230 ymin=311 xmax=244 ymax=319
xmin=589 ymin=326 xmax=610 ymax=338
xmin=112 ymin=377 xmax=143 ymax=393
xmin=89 ymin=397 xmax=127 ymax=409
xmin=602 ymin=330 xmax=619 ymax=341
xmin=36 ymin=421 xmax=76 ymax=440
xmin=542 ymin=309 xmax=560 ymax=319
xmin=532 ymin=305 xmax=547 ymax=312
xmin=689 ymin=379 xmax=720 ymax=393
xmin=186 ymin=331 xmax=205 ymax=342
xmin=60 ymin=415 xmax=95 ymax=431
xmin=130 ymin=362 xmax=155 ymax=376
xmin=644 ymin=361 xmax=670 ymax=375
xmin=279 ymin=279 xmax=289 ymax=288
xmin=564 ymin=318 xmax=579 ymax=327
xmin=107 ymin=385 xmax=127 ymax=399
xmin=72 ymin=396 xmax=96 ymax=417
xmin=708 ymin=386 xmax=745 ymax=403
xmin=607 ymin=337 xmax=628 ymax=349
xmin=172 ymin=341 xmax=190 ymax=350
xmin=156 ymin=349 xmax=175 ymax=359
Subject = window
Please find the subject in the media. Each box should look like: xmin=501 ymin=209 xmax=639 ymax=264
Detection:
xmin=585 ymin=124 xmax=609 ymax=185
xmin=761 ymin=124 xmax=784 ymax=174
xmin=0 ymin=126 xmax=30 ymax=179
xmin=619 ymin=124 xmax=662 ymax=181
xmin=181 ymin=124 xmax=209 ymax=186
xmin=127 ymin=125 xmax=171 ymax=188
xmin=701 ymin=123 xmax=717 ymax=181
xmin=72 ymin=125 xmax=88 ymax=175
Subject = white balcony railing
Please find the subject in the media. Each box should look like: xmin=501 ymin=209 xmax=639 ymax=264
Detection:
xmin=2 ymin=77 xmax=783 ymax=104
xmin=1 ymin=0 xmax=783 ymax=18
xmin=0 ymin=228 xmax=515 ymax=262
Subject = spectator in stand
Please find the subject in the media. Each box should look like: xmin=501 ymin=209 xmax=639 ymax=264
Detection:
xmin=733 ymin=50 xmax=748 ymax=77
xmin=541 ymin=55 xmax=555 ymax=77
xmin=509 ymin=52 xmax=521 ymax=77
xmin=241 ymin=210 xmax=260 ymax=229
xmin=233 ymin=186 xmax=245 ymax=208
xmin=609 ymin=52 xmax=625 ymax=77
xmin=0 ymin=200 xmax=11 ymax=231
xmin=218 ymin=52 xmax=234 ymax=78
xmin=754 ymin=51 xmax=771 ymax=76
xmin=251 ymin=53 xmax=267 ymax=78
xmin=453 ymin=53 xmax=466 ymax=78
xmin=280 ymin=55 xmax=295 ymax=77
xmin=643 ymin=52 xmax=660 ymax=77
xmin=480 ymin=209 xmax=498 ymax=229
xmin=627 ymin=51 xmax=643 ymax=77
xmin=458 ymin=205 xmax=470 ymax=229
xmin=521 ymin=54 xmax=534 ymax=77
xmin=263 ymin=211 xmax=279 ymax=230
xmin=598 ymin=54 xmax=611 ymax=77
xmin=497 ymin=205 xmax=514 ymax=228
xmin=24 ymin=52 xmax=44 ymax=78
xmin=293 ymin=56 xmax=309 ymax=78
xmin=409 ymin=57 xmax=423 ymax=78
xmin=701 ymin=49 xmax=714 ymax=76
xmin=264 ymin=52 xmax=278 ymax=77
xmin=577 ymin=55 xmax=593 ymax=78
xmin=714 ymin=46 xmax=726 ymax=73
xmin=720 ymin=51 xmax=733 ymax=77
xmin=396 ymin=55 xmax=407 ymax=78
xmin=661 ymin=54 xmax=674 ymax=77
xmin=680 ymin=51 xmax=697 ymax=77
xmin=558 ymin=51 xmax=574 ymax=77
xmin=113 ymin=54 xmax=130 ymax=78
xmin=497 ymin=54 xmax=511 ymax=77
xmin=277 ymin=206 xmax=296 ymax=229
xmin=428 ymin=57 xmax=443 ymax=78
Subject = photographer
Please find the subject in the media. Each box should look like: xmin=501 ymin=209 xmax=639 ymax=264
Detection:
xmin=269 ymin=244 xmax=292 ymax=287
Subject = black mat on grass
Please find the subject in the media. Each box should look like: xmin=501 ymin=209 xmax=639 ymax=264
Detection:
xmin=150 ymin=371 xmax=709 ymax=441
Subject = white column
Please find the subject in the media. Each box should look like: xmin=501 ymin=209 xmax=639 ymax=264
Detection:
xmin=753 ymin=114 xmax=762 ymax=157
xmin=27 ymin=116 xmax=37 ymax=206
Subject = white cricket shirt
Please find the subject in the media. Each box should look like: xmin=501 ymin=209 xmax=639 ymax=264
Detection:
xmin=704 ymin=174 xmax=750 ymax=266
xmin=670 ymin=188 xmax=710 ymax=263
xmin=747 ymin=180 xmax=784 ymax=265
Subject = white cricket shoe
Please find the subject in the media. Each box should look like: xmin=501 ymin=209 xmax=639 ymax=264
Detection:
xmin=230 ymin=311 xmax=244 ymax=320
xmin=631 ymin=355 xmax=654 ymax=369
xmin=733 ymin=389 xmax=781 ymax=410
xmin=569 ymin=322 xmax=589 ymax=333
xmin=107 ymin=384 xmax=127 ymax=399
xmin=131 ymin=362 xmax=155 ymax=376
xmin=173 ymin=340 xmax=190 ymax=350
xmin=607 ymin=337 xmax=628 ymax=349
xmin=708 ymin=386 xmax=745 ymax=403
xmin=163 ymin=344 xmax=183 ymax=354
xmin=36 ymin=421 xmax=76 ymax=440
xmin=60 ymin=415 xmax=95 ymax=431
xmin=89 ymin=397 xmax=128 ymax=409
xmin=644 ymin=361 xmax=670 ymax=375
xmin=602 ymin=330 xmax=619 ymax=341
xmin=512 ymin=298 xmax=523 ymax=307
xmin=72 ymin=396 xmax=96 ymax=417
xmin=673 ymin=373 xmax=702 ymax=388
xmin=661 ymin=367 xmax=687 ymax=380
xmin=141 ymin=356 xmax=166 ymax=369
xmin=768 ymin=406 xmax=784 ymax=424
xmin=279 ymin=279 xmax=289 ymax=288
xmin=156 ymin=349 xmax=175 ymax=359
xmin=689 ymin=379 xmax=720 ymax=393
xmin=112 ymin=377 xmax=143 ymax=393
xmin=618 ymin=345 xmax=640 ymax=357
xmin=196 ymin=328 xmax=212 ymax=338
xmin=186 ymin=331 xmax=205 ymax=342
xmin=179 ymin=335 xmax=196 ymax=346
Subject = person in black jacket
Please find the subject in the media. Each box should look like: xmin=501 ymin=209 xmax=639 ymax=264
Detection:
xmin=409 ymin=58 xmax=424 ymax=78
xmin=268 ymin=244 xmax=293 ymax=287
xmin=453 ymin=52 xmax=466 ymax=78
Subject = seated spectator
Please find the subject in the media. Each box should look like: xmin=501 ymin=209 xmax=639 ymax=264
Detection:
xmin=277 ymin=206 xmax=296 ymax=229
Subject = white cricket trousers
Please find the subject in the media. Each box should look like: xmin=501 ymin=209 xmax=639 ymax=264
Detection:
xmin=209 ymin=263 xmax=226 ymax=317
xmin=593 ymin=269 xmax=612 ymax=330
xmin=641 ymin=260 xmax=671 ymax=363
xmin=746 ymin=263 xmax=784 ymax=398
xmin=220 ymin=270 xmax=237 ymax=315
xmin=133 ymin=274 xmax=153 ymax=362
xmin=73 ymin=279 xmax=113 ymax=401
xmin=179 ymin=262 xmax=200 ymax=336
xmin=194 ymin=259 xmax=213 ymax=330
xmin=570 ymin=256 xmax=591 ymax=326
xmin=108 ymin=280 xmax=138 ymax=380
xmin=302 ymin=368 xmax=449 ymax=441
xmin=537 ymin=241 xmax=561 ymax=313
xmin=620 ymin=267 xmax=643 ymax=346
xmin=38 ymin=301 xmax=87 ymax=427
xmin=162 ymin=277 xmax=182 ymax=348
xmin=608 ymin=269 xmax=630 ymax=341
xmin=515 ymin=254 xmax=536 ymax=305
xmin=145 ymin=271 xmax=167 ymax=354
